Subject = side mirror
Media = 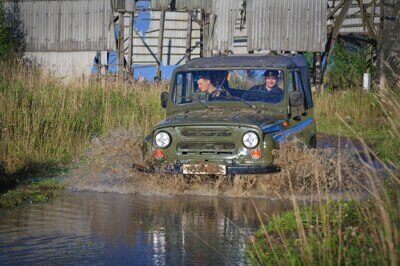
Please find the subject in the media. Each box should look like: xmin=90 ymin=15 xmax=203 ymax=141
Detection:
xmin=160 ymin=92 xmax=169 ymax=109
xmin=289 ymin=91 xmax=304 ymax=107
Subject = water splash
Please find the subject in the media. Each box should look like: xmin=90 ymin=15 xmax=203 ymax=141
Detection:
xmin=66 ymin=130 xmax=375 ymax=198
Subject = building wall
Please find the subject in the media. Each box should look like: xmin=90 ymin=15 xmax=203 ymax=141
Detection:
xmin=25 ymin=52 xmax=98 ymax=78
xmin=4 ymin=0 xmax=115 ymax=52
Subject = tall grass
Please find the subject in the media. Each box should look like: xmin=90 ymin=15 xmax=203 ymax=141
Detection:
xmin=248 ymin=87 xmax=400 ymax=265
xmin=314 ymin=89 xmax=400 ymax=165
xmin=0 ymin=61 xmax=165 ymax=177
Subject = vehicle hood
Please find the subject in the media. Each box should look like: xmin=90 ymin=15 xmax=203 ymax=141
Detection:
xmin=154 ymin=109 xmax=283 ymax=132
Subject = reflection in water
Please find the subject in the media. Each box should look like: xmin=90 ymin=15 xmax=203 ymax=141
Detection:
xmin=0 ymin=192 xmax=294 ymax=265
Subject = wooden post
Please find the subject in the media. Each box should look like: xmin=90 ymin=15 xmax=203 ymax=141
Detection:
xmin=127 ymin=12 xmax=134 ymax=80
xmin=379 ymin=0 xmax=387 ymax=90
xmin=314 ymin=53 xmax=323 ymax=92
xmin=100 ymin=51 xmax=108 ymax=75
xmin=185 ymin=12 xmax=192 ymax=63
xmin=199 ymin=9 xmax=205 ymax=57
xmin=118 ymin=12 xmax=125 ymax=81
xmin=325 ymin=0 xmax=352 ymax=65
xmin=156 ymin=10 xmax=165 ymax=81
xmin=203 ymin=12 xmax=211 ymax=57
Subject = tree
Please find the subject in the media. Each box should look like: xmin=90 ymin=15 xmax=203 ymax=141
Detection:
xmin=0 ymin=3 xmax=25 ymax=60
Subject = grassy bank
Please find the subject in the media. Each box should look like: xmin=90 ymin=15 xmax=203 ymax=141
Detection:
xmin=248 ymin=87 xmax=400 ymax=264
xmin=0 ymin=179 xmax=64 ymax=208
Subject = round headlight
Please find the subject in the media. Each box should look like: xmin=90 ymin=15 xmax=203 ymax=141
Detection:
xmin=155 ymin=131 xmax=171 ymax=148
xmin=242 ymin=132 xmax=259 ymax=148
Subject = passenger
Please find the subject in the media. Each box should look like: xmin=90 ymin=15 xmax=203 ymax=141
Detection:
xmin=245 ymin=70 xmax=284 ymax=103
xmin=192 ymin=73 xmax=223 ymax=101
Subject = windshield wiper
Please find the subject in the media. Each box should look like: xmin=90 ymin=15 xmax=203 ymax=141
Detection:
xmin=229 ymin=95 xmax=257 ymax=109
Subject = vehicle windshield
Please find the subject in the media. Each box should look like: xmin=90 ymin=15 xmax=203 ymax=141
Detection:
xmin=172 ymin=69 xmax=285 ymax=104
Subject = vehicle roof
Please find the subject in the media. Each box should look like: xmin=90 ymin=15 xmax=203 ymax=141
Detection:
xmin=175 ymin=54 xmax=308 ymax=70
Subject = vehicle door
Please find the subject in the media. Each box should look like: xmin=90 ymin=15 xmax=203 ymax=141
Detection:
xmin=287 ymin=69 xmax=312 ymax=143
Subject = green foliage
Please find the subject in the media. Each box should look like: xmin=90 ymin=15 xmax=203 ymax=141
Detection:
xmin=248 ymin=86 xmax=400 ymax=264
xmin=0 ymin=62 xmax=165 ymax=177
xmin=0 ymin=179 xmax=64 ymax=208
xmin=248 ymin=199 xmax=397 ymax=265
xmin=0 ymin=4 xmax=25 ymax=60
xmin=314 ymin=89 xmax=400 ymax=166
xmin=264 ymin=201 xmax=361 ymax=234
xmin=325 ymin=40 xmax=368 ymax=90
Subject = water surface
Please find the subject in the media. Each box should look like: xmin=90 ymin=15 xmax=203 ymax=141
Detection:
xmin=0 ymin=192 xmax=293 ymax=265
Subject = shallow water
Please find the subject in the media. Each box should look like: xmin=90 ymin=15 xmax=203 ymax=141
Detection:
xmin=0 ymin=192 xmax=294 ymax=265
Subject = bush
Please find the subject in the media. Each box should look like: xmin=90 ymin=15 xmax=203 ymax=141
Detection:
xmin=0 ymin=3 xmax=25 ymax=60
xmin=325 ymin=40 xmax=369 ymax=90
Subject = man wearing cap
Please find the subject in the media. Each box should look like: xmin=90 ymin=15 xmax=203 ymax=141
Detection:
xmin=245 ymin=70 xmax=284 ymax=103
xmin=192 ymin=73 xmax=223 ymax=101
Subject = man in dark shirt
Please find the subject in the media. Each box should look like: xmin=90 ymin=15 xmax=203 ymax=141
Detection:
xmin=192 ymin=73 xmax=224 ymax=101
xmin=244 ymin=70 xmax=284 ymax=103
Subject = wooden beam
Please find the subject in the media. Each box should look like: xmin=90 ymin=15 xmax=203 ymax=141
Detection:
xmin=132 ymin=27 xmax=159 ymax=63
xmin=326 ymin=0 xmax=352 ymax=65
xmin=185 ymin=9 xmax=202 ymax=25
xmin=357 ymin=0 xmax=378 ymax=40
xmin=156 ymin=10 xmax=165 ymax=80
xmin=199 ymin=9 xmax=205 ymax=57
xmin=185 ymin=12 xmax=192 ymax=63
xmin=328 ymin=0 xmax=345 ymax=19
xmin=126 ymin=13 xmax=134 ymax=79
xmin=118 ymin=12 xmax=125 ymax=81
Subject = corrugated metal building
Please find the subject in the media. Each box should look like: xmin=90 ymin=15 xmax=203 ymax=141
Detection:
xmin=4 ymin=0 xmax=115 ymax=77
xmin=246 ymin=0 xmax=327 ymax=52
xmin=3 ymin=0 xmax=384 ymax=77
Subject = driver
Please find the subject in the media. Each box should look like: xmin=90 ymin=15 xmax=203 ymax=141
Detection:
xmin=245 ymin=70 xmax=284 ymax=103
xmin=192 ymin=73 xmax=223 ymax=101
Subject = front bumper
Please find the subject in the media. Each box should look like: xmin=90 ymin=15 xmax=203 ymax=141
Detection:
xmin=157 ymin=163 xmax=280 ymax=175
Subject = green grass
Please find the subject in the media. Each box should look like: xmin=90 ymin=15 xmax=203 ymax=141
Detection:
xmin=0 ymin=179 xmax=64 ymax=208
xmin=0 ymin=61 xmax=165 ymax=206
xmin=248 ymin=194 xmax=400 ymax=265
xmin=314 ymin=89 xmax=400 ymax=165
xmin=0 ymin=61 xmax=165 ymax=178
xmin=248 ymin=87 xmax=400 ymax=265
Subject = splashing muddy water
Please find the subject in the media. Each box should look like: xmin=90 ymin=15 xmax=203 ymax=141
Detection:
xmin=66 ymin=130 xmax=373 ymax=198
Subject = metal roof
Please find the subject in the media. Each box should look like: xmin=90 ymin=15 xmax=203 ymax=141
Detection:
xmin=3 ymin=0 xmax=115 ymax=52
xmin=247 ymin=0 xmax=327 ymax=52
xmin=175 ymin=54 xmax=303 ymax=70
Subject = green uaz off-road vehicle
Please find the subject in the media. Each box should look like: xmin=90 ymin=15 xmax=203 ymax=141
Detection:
xmin=147 ymin=54 xmax=316 ymax=175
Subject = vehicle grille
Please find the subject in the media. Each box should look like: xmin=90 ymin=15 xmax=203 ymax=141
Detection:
xmin=177 ymin=142 xmax=236 ymax=155
xmin=180 ymin=128 xmax=232 ymax=137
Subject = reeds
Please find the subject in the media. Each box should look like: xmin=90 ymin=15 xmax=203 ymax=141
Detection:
xmin=0 ymin=61 xmax=166 ymax=177
xmin=314 ymin=89 xmax=400 ymax=165
xmin=248 ymin=87 xmax=400 ymax=265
